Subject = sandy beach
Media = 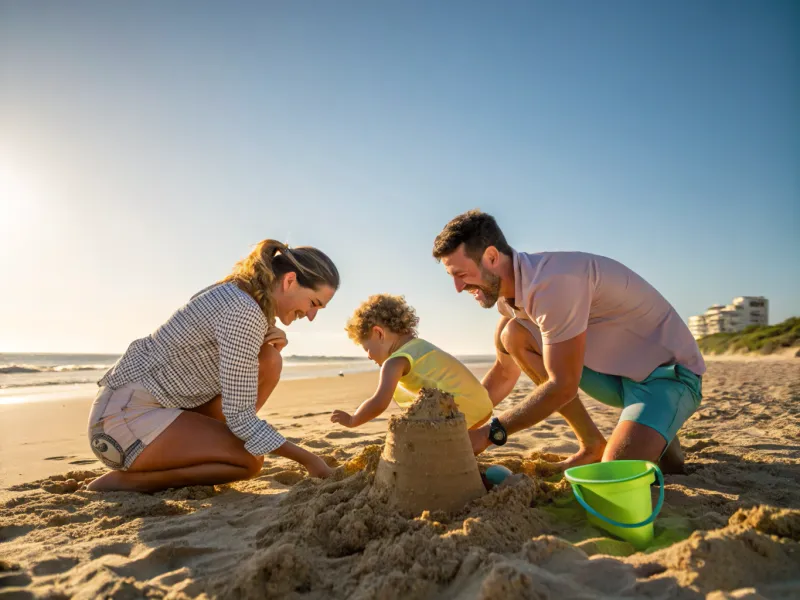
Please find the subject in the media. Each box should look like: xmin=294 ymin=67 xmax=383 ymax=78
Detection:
xmin=1 ymin=357 xmax=798 ymax=598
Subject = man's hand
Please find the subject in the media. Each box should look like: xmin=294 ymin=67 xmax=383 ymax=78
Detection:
xmin=265 ymin=326 xmax=288 ymax=352
xmin=469 ymin=425 xmax=492 ymax=455
xmin=330 ymin=410 xmax=354 ymax=427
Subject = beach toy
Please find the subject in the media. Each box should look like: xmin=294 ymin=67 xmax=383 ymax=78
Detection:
xmin=564 ymin=460 xmax=665 ymax=549
xmin=373 ymin=388 xmax=485 ymax=514
xmin=485 ymin=465 xmax=513 ymax=486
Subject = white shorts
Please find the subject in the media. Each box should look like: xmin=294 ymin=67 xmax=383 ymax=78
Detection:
xmin=87 ymin=383 xmax=182 ymax=470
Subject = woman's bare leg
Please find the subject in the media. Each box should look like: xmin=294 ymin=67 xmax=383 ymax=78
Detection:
xmin=86 ymin=411 xmax=264 ymax=492
xmin=87 ymin=344 xmax=281 ymax=493
xmin=190 ymin=342 xmax=282 ymax=422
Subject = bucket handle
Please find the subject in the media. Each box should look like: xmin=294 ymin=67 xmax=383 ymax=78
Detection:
xmin=571 ymin=462 xmax=665 ymax=529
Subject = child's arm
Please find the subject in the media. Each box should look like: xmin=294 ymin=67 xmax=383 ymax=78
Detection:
xmin=331 ymin=356 xmax=409 ymax=427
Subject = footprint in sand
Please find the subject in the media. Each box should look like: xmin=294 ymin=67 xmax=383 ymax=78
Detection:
xmin=68 ymin=459 xmax=98 ymax=465
xmin=31 ymin=556 xmax=79 ymax=576
xmin=0 ymin=571 xmax=31 ymax=588
xmin=0 ymin=525 xmax=34 ymax=543
xmin=44 ymin=455 xmax=75 ymax=461
xmin=107 ymin=545 xmax=214 ymax=581
xmin=90 ymin=542 xmax=133 ymax=559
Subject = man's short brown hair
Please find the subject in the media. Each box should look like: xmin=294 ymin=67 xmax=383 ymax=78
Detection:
xmin=432 ymin=209 xmax=513 ymax=263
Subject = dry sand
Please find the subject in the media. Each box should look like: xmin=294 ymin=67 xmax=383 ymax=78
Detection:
xmin=1 ymin=358 xmax=799 ymax=598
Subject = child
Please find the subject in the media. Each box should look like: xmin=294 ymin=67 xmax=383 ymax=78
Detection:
xmin=331 ymin=294 xmax=493 ymax=430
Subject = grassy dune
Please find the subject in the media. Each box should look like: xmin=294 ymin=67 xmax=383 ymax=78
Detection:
xmin=698 ymin=317 xmax=800 ymax=355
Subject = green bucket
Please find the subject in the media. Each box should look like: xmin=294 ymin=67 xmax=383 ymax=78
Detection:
xmin=564 ymin=460 xmax=664 ymax=549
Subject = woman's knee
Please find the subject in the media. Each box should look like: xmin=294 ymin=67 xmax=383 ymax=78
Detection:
xmin=258 ymin=343 xmax=283 ymax=379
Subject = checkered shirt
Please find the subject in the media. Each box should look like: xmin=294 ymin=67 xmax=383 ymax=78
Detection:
xmin=99 ymin=283 xmax=286 ymax=455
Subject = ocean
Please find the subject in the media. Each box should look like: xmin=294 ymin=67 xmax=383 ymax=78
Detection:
xmin=0 ymin=352 xmax=494 ymax=405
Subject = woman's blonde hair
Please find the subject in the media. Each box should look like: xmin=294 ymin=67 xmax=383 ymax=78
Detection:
xmin=345 ymin=294 xmax=419 ymax=343
xmin=221 ymin=240 xmax=339 ymax=324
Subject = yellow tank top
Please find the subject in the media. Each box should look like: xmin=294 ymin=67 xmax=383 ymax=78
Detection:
xmin=388 ymin=338 xmax=493 ymax=428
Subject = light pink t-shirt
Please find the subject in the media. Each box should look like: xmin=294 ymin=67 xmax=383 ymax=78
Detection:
xmin=497 ymin=251 xmax=705 ymax=381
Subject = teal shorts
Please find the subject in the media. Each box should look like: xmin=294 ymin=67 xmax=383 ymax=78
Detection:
xmin=578 ymin=364 xmax=702 ymax=444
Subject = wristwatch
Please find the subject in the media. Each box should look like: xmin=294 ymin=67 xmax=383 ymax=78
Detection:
xmin=488 ymin=417 xmax=507 ymax=446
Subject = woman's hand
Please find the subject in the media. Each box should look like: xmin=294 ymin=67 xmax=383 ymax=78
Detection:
xmin=304 ymin=454 xmax=335 ymax=478
xmin=270 ymin=441 xmax=334 ymax=479
xmin=264 ymin=326 xmax=288 ymax=352
xmin=330 ymin=410 xmax=354 ymax=427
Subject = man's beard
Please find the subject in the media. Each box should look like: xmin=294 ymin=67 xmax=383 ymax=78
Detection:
xmin=465 ymin=268 xmax=501 ymax=308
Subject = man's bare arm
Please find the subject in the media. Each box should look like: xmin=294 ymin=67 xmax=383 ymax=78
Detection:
xmin=498 ymin=331 xmax=586 ymax=435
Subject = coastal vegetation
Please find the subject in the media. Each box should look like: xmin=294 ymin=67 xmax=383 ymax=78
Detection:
xmin=698 ymin=317 xmax=800 ymax=355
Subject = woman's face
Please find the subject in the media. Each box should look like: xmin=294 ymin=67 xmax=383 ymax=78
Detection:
xmin=273 ymin=272 xmax=336 ymax=326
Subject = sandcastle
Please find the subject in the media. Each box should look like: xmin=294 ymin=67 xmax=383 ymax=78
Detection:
xmin=373 ymin=387 xmax=486 ymax=514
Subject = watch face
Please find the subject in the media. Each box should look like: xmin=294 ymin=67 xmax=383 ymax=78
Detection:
xmin=490 ymin=429 xmax=506 ymax=443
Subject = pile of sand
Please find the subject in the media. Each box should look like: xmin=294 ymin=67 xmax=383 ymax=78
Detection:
xmin=1 ymin=359 xmax=799 ymax=598
xmin=403 ymin=387 xmax=461 ymax=421
xmin=372 ymin=388 xmax=486 ymax=515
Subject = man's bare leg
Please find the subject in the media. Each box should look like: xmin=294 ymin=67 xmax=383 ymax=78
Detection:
xmin=658 ymin=436 xmax=685 ymax=474
xmin=501 ymin=319 xmax=606 ymax=468
xmin=603 ymin=421 xmax=685 ymax=474
xmin=554 ymin=397 xmax=608 ymax=469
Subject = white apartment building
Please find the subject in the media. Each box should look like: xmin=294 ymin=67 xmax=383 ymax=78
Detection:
xmin=688 ymin=296 xmax=769 ymax=339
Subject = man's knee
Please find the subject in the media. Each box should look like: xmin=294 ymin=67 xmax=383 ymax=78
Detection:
xmin=258 ymin=344 xmax=283 ymax=378
xmin=500 ymin=318 xmax=535 ymax=356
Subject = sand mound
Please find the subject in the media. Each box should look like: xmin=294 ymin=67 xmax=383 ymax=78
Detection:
xmin=624 ymin=506 xmax=800 ymax=597
xmin=213 ymin=447 xmax=580 ymax=599
xmin=372 ymin=388 xmax=485 ymax=515
xmin=404 ymin=387 xmax=461 ymax=421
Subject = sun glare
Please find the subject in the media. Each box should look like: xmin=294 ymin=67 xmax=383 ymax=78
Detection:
xmin=0 ymin=163 xmax=40 ymax=237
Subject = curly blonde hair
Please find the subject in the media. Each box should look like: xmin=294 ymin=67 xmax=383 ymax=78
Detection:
xmin=345 ymin=294 xmax=419 ymax=343
xmin=220 ymin=239 xmax=339 ymax=325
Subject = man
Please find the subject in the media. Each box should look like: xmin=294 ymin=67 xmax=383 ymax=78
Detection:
xmin=433 ymin=210 xmax=704 ymax=472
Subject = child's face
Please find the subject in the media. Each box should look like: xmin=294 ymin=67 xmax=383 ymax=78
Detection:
xmin=361 ymin=327 xmax=393 ymax=366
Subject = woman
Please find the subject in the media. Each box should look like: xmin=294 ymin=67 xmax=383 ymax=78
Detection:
xmin=87 ymin=239 xmax=339 ymax=492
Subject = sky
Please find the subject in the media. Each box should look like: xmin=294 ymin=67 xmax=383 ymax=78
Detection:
xmin=1 ymin=1 xmax=798 ymax=356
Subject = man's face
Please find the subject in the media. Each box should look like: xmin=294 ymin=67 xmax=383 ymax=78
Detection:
xmin=441 ymin=245 xmax=501 ymax=308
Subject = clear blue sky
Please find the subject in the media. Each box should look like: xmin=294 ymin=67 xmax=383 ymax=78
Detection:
xmin=1 ymin=1 xmax=797 ymax=355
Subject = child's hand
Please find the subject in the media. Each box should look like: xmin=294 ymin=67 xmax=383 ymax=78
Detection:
xmin=331 ymin=410 xmax=354 ymax=427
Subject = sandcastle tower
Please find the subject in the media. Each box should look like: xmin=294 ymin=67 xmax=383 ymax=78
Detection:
xmin=373 ymin=388 xmax=486 ymax=514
